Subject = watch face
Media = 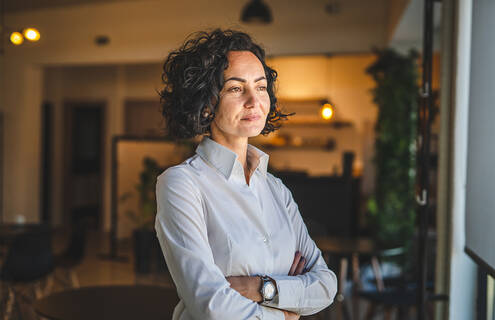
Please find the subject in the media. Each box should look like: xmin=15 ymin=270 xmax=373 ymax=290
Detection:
xmin=263 ymin=281 xmax=276 ymax=300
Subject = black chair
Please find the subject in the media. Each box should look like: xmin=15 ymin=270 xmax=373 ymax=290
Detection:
xmin=357 ymin=233 xmax=438 ymax=320
xmin=0 ymin=226 xmax=54 ymax=320
xmin=53 ymin=219 xmax=88 ymax=288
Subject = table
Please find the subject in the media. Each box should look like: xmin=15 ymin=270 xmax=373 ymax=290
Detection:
xmin=314 ymin=236 xmax=382 ymax=320
xmin=0 ymin=223 xmax=48 ymax=241
xmin=34 ymin=285 xmax=179 ymax=320
xmin=0 ymin=223 xmax=51 ymax=261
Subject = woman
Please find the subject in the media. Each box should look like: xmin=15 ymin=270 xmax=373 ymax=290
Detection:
xmin=156 ymin=29 xmax=337 ymax=320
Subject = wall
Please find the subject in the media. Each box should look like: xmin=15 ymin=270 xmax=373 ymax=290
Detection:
xmin=1 ymin=61 xmax=43 ymax=223
xmin=267 ymin=54 xmax=377 ymax=191
xmin=268 ymin=54 xmax=377 ymax=133
xmin=448 ymin=0 xmax=477 ymax=318
xmin=44 ymin=66 xmax=125 ymax=228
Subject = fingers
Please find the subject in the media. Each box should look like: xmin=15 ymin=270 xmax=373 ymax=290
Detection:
xmin=289 ymin=251 xmax=306 ymax=276
xmin=283 ymin=310 xmax=301 ymax=320
xmin=289 ymin=252 xmax=302 ymax=275
xmin=294 ymin=255 xmax=305 ymax=275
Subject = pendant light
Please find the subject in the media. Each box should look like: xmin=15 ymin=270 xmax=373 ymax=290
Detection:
xmin=241 ymin=0 xmax=273 ymax=24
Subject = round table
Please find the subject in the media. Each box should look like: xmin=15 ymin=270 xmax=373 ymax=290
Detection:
xmin=0 ymin=223 xmax=51 ymax=261
xmin=34 ymin=285 xmax=179 ymax=320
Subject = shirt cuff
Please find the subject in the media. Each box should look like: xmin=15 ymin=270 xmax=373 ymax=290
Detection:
xmin=261 ymin=306 xmax=284 ymax=320
xmin=268 ymin=275 xmax=304 ymax=309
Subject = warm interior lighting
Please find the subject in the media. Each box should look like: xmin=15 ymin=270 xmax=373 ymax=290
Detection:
xmin=23 ymin=28 xmax=40 ymax=41
xmin=10 ymin=32 xmax=24 ymax=45
xmin=321 ymin=103 xmax=334 ymax=120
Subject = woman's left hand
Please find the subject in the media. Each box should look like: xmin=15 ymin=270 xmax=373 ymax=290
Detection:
xmin=226 ymin=275 xmax=263 ymax=302
xmin=288 ymin=251 xmax=306 ymax=276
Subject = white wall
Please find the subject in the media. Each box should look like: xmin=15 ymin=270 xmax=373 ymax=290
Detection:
xmin=1 ymin=61 xmax=43 ymax=223
xmin=448 ymin=0 xmax=477 ymax=318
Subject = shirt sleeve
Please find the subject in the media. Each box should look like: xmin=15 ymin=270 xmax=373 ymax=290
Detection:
xmin=155 ymin=167 xmax=284 ymax=320
xmin=264 ymin=177 xmax=338 ymax=316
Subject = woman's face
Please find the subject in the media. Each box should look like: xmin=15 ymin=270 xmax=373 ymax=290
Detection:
xmin=210 ymin=51 xmax=270 ymax=142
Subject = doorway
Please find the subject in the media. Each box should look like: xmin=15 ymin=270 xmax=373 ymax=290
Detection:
xmin=63 ymin=102 xmax=105 ymax=229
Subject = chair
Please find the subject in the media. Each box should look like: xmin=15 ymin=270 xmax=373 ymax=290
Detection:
xmin=53 ymin=219 xmax=88 ymax=288
xmin=357 ymin=233 xmax=437 ymax=320
xmin=0 ymin=226 xmax=54 ymax=320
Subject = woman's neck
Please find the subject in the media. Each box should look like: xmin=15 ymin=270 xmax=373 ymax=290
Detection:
xmin=210 ymin=132 xmax=251 ymax=183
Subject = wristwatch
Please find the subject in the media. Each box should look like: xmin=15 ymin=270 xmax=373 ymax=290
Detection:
xmin=259 ymin=275 xmax=277 ymax=303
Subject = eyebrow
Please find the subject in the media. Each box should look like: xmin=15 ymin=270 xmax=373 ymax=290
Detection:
xmin=224 ymin=76 xmax=266 ymax=84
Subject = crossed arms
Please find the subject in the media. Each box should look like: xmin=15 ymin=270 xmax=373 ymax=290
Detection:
xmin=155 ymin=168 xmax=337 ymax=320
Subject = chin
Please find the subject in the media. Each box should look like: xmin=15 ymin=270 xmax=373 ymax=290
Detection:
xmin=242 ymin=126 xmax=264 ymax=138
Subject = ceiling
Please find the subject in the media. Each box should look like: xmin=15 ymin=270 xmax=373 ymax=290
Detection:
xmin=1 ymin=0 xmax=413 ymax=64
xmin=3 ymin=0 xmax=148 ymax=13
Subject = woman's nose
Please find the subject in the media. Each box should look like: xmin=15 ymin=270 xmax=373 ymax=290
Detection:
xmin=244 ymin=88 xmax=258 ymax=108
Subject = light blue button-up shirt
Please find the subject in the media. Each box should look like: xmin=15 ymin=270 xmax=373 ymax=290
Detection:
xmin=155 ymin=136 xmax=337 ymax=320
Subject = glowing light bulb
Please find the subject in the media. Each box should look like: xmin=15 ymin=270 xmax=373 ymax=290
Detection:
xmin=24 ymin=28 xmax=40 ymax=41
xmin=321 ymin=103 xmax=334 ymax=120
xmin=10 ymin=32 xmax=24 ymax=45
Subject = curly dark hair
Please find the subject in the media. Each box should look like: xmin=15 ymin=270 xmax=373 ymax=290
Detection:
xmin=159 ymin=29 xmax=292 ymax=139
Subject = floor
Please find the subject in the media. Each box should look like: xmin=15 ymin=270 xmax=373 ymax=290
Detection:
xmin=61 ymin=230 xmax=175 ymax=289
xmin=1 ymin=229 xmax=406 ymax=320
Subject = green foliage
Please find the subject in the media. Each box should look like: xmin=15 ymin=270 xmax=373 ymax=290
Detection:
xmin=121 ymin=157 xmax=162 ymax=230
xmin=366 ymin=49 xmax=418 ymax=253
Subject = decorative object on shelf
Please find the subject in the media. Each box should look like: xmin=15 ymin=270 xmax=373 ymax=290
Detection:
xmin=366 ymin=49 xmax=419 ymax=263
xmin=258 ymin=133 xmax=337 ymax=151
xmin=241 ymin=0 xmax=272 ymax=24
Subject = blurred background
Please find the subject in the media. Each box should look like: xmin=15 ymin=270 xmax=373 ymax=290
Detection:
xmin=0 ymin=0 xmax=494 ymax=319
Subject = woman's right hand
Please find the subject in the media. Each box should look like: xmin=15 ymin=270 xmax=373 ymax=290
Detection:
xmin=289 ymin=251 xmax=306 ymax=276
xmin=283 ymin=310 xmax=300 ymax=320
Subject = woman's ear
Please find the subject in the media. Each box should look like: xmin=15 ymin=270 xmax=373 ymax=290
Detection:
xmin=200 ymin=105 xmax=215 ymax=126
xmin=202 ymin=106 xmax=211 ymax=119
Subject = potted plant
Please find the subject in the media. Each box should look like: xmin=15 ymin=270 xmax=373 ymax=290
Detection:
xmin=121 ymin=157 xmax=163 ymax=273
xmin=366 ymin=49 xmax=419 ymax=269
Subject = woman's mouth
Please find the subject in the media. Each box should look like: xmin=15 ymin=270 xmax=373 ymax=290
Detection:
xmin=241 ymin=115 xmax=261 ymax=121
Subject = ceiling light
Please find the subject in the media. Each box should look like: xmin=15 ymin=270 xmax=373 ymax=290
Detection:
xmin=23 ymin=28 xmax=40 ymax=42
xmin=241 ymin=0 xmax=273 ymax=25
xmin=325 ymin=0 xmax=341 ymax=15
xmin=10 ymin=32 xmax=24 ymax=45
xmin=94 ymin=35 xmax=110 ymax=46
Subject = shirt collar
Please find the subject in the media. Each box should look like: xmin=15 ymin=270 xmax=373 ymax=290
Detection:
xmin=195 ymin=136 xmax=269 ymax=180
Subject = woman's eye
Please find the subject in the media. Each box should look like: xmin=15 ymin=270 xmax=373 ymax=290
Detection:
xmin=228 ymin=87 xmax=242 ymax=93
xmin=258 ymin=86 xmax=267 ymax=91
